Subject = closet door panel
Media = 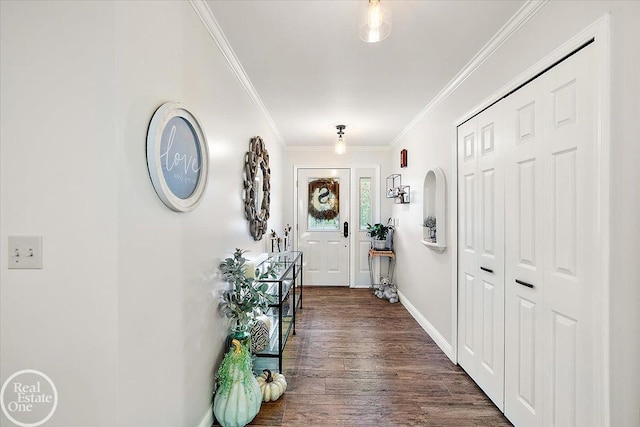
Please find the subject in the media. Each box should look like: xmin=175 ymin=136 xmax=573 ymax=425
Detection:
xmin=481 ymin=169 xmax=495 ymax=255
xmin=475 ymin=107 xmax=505 ymax=409
xmin=464 ymin=173 xmax=476 ymax=252
xmin=517 ymin=159 xmax=536 ymax=266
xmin=503 ymin=43 xmax=598 ymax=427
xmin=541 ymin=44 xmax=596 ymax=427
xmin=457 ymin=120 xmax=479 ymax=373
xmin=457 ymin=106 xmax=505 ymax=410
xmin=463 ymin=272 xmax=476 ymax=352
xmin=516 ymin=296 xmax=536 ymax=408
xmin=504 ymin=83 xmax=544 ymax=427
xmin=481 ymin=279 xmax=496 ymax=367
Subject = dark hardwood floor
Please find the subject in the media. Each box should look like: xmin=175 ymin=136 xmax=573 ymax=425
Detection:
xmin=247 ymin=287 xmax=511 ymax=426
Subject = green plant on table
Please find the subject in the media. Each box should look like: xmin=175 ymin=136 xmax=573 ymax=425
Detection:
xmin=220 ymin=249 xmax=278 ymax=329
xmin=366 ymin=218 xmax=393 ymax=240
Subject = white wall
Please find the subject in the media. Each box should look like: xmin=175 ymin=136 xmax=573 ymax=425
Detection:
xmin=115 ymin=2 xmax=284 ymax=426
xmin=1 ymin=1 xmax=284 ymax=426
xmin=607 ymin=3 xmax=640 ymax=424
xmin=385 ymin=116 xmax=455 ymax=345
xmin=1 ymin=2 xmax=118 ymax=426
xmin=389 ymin=2 xmax=640 ymax=425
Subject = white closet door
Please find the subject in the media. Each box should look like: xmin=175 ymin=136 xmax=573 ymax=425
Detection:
xmin=457 ymin=118 xmax=479 ymax=377
xmin=475 ymin=105 xmax=505 ymax=408
xmin=504 ymin=77 xmax=545 ymax=427
xmin=504 ymin=44 xmax=597 ymax=427
xmin=457 ymin=106 xmax=505 ymax=410
xmin=540 ymin=44 xmax=596 ymax=427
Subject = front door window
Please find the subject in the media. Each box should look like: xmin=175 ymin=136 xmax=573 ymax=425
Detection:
xmin=307 ymin=178 xmax=340 ymax=230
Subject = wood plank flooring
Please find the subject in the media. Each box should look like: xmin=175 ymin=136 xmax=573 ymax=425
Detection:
xmin=226 ymin=287 xmax=512 ymax=426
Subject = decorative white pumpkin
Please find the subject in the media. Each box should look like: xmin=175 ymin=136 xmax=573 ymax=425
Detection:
xmin=256 ymin=369 xmax=287 ymax=402
xmin=213 ymin=339 xmax=262 ymax=427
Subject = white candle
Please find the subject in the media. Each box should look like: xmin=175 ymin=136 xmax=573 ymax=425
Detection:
xmin=245 ymin=261 xmax=256 ymax=279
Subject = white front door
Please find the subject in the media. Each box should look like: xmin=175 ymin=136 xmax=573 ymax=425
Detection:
xmin=297 ymin=168 xmax=350 ymax=286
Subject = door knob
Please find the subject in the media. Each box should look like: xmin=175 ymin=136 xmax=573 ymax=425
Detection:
xmin=343 ymin=221 xmax=349 ymax=238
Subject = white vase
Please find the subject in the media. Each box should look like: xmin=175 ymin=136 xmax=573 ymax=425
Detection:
xmin=372 ymin=239 xmax=386 ymax=250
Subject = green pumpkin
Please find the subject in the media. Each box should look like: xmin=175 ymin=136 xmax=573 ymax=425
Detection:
xmin=213 ymin=339 xmax=262 ymax=427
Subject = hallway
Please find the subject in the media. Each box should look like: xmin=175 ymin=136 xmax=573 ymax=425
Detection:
xmin=248 ymin=287 xmax=511 ymax=426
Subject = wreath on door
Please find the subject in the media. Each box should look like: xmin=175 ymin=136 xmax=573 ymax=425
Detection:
xmin=308 ymin=179 xmax=339 ymax=221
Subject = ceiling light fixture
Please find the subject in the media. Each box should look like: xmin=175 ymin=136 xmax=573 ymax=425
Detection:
xmin=359 ymin=0 xmax=392 ymax=43
xmin=335 ymin=125 xmax=346 ymax=154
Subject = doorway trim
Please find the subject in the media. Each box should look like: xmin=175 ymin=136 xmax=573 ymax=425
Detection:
xmin=293 ymin=165 xmax=381 ymax=288
xmin=451 ymin=14 xmax=611 ymax=425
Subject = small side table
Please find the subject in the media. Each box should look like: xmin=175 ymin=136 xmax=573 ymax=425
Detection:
xmin=368 ymin=248 xmax=395 ymax=291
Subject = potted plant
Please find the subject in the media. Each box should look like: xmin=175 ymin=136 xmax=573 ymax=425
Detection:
xmin=423 ymin=216 xmax=436 ymax=242
xmin=219 ymin=249 xmax=278 ymax=348
xmin=367 ymin=219 xmax=394 ymax=250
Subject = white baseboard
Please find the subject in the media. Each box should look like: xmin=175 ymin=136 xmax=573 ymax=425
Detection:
xmin=304 ymin=283 xmax=349 ymax=287
xmin=197 ymin=404 xmax=213 ymax=427
xmin=397 ymin=290 xmax=455 ymax=363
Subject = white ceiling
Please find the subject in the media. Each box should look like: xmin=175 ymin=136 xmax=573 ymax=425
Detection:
xmin=206 ymin=0 xmax=525 ymax=147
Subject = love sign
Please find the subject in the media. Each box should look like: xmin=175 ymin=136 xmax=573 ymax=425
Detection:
xmin=147 ymin=102 xmax=209 ymax=212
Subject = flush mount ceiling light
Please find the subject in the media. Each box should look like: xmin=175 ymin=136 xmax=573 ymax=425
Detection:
xmin=359 ymin=0 xmax=392 ymax=43
xmin=335 ymin=125 xmax=346 ymax=154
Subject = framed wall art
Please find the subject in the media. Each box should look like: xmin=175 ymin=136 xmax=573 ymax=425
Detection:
xmin=400 ymin=149 xmax=408 ymax=168
xmin=146 ymin=102 xmax=209 ymax=212
xmin=243 ymin=136 xmax=271 ymax=240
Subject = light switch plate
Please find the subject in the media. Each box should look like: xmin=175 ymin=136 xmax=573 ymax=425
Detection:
xmin=8 ymin=236 xmax=43 ymax=269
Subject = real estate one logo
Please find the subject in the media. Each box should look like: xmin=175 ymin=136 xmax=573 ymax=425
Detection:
xmin=1 ymin=370 xmax=58 ymax=427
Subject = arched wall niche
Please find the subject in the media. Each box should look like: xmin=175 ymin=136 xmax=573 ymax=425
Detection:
xmin=422 ymin=167 xmax=446 ymax=251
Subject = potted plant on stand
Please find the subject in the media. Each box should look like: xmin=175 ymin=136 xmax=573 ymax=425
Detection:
xmin=219 ymin=249 xmax=277 ymax=350
xmin=367 ymin=219 xmax=394 ymax=250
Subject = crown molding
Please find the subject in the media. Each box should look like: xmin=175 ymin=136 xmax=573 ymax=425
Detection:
xmin=190 ymin=0 xmax=547 ymax=150
xmin=286 ymin=145 xmax=391 ymax=153
xmin=389 ymin=0 xmax=549 ymax=147
xmin=189 ymin=0 xmax=285 ymax=146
